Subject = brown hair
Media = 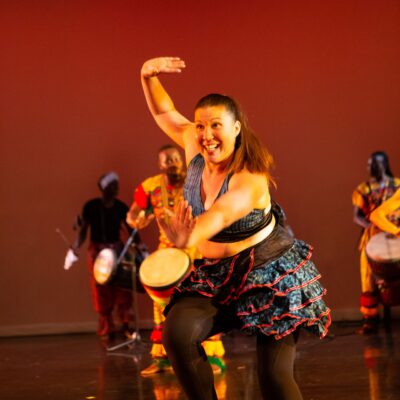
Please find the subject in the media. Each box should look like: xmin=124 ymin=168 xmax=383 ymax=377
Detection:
xmin=194 ymin=94 xmax=275 ymax=186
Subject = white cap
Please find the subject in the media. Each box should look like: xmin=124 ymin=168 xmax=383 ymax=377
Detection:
xmin=99 ymin=172 xmax=119 ymax=190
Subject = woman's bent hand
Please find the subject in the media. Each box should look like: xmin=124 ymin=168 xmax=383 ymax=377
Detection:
xmin=141 ymin=57 xmax=186 ymax=79
xmin=157 ymin=200 xmax=196 ymax=249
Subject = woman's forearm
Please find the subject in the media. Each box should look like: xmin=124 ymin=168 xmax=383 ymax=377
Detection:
xmin=141 ymin=75 xmax=176 ymax=116
xmin=187 ymin=211 xmax=227 ymax=248
xmin=140 ymin=58 xmax=192 ymax=147
xmin=187 ymin=177 xmax=266 ymax=247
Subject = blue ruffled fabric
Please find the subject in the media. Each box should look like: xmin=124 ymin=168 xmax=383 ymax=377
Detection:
xmin=173 ymin=240 xmax=331 ymax=339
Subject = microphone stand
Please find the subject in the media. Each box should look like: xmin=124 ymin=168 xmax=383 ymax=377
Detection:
xmin=107 ymin=229 xmax=143 ymax=352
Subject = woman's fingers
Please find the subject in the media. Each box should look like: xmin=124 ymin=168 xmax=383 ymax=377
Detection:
xmin=158 ymin=200 xmax=194 ymax=246
xmin=175 ymin=200 xmax=185 ymax=221
xmin=156 ymin=202 xmax=195 ymax=249
xmin=175 ymin=200 xmax=192 ymax=224
xmin=184 ymin=205 xmax=193 ymax=226
xmin=142 ymin=57 xmax=186 ymax=78
xmin=163 ymin=58 xmax=186 ymax=73
xmin=157 ymin=210 xmax=176 ymax=241
xmin=163 ymin=207 xmax=175 ymax=219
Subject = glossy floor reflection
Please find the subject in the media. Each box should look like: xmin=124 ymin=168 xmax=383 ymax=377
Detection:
xmin=0 ymin=321 xmax=399 ymax=399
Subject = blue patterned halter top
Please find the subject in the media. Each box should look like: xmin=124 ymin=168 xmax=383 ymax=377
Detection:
xmin=183 ymin=154 xmax=272 ymax=243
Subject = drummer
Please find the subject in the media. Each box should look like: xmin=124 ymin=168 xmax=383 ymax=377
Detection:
xmin=127 ymin=145 xmax=226 ymax=376
xmin=64 ymin=172 xmax=146 ymax=340
xmin=352 ymin=152 xmax=400 ymax=334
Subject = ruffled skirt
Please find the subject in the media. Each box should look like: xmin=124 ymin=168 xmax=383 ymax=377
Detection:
xmin=171 ymin=239 xmax=331 ymax=340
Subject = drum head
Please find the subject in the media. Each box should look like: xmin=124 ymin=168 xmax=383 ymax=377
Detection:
xmin=366 ymin=232 xmax=400 ymax=263
xmin=139 ymin=248 xmax=190 ymax=289
xmin=93 ymin=248 xmax=117 ymax=285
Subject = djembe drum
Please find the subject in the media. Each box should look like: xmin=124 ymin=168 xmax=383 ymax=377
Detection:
xmin=93 ymin=247 xmax=145 ymax=292
xmin=139 ymin=248 xmax=192 ymax=308
xmin=366 ymin=232 xmax=400 ymax=307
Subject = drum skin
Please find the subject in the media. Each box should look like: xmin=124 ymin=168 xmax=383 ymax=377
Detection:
xmin=93 ymin=247 xmax=145 ymax=292
xmin=139 ymin=248 xmax=191 ymax=308
xmin=93 ymin=248 xmax=117 ymax=285
xmin=366 ymin=232 xmax=400 ymax=306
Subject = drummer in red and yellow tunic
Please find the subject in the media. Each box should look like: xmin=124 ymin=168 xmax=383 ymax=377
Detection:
xmin=127 ymin=144 xmax=225 ymax=376
xmin=352 ymin=151 xmax=400 ymax=334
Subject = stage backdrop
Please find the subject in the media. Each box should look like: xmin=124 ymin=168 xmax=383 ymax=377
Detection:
xmin=1 ymin=0 xmax=399 ymax=336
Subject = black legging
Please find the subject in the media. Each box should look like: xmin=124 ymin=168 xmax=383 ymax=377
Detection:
xmin=163 ymin=295 xmax=303 ymax=400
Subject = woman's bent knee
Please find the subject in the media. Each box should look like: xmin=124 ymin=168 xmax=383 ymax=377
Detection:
xmin=163 ymin=315 xmax=191 ymax=352
xmin=163 ymin=298 xmax=216 ymax=354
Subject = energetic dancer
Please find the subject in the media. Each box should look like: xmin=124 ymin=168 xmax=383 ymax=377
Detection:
xmin=139 ymin=57 xmax=331 ymax=399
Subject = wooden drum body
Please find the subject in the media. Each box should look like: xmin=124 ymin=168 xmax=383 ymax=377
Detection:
xmin=366 ymin=232 xmax=400 ymax=306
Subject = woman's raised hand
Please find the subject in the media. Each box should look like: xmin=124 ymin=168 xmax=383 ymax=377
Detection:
xmin=141 ymin=57 xmax=186 ymax=79
xmin=157 ymin=200 xmax=196 ymax=249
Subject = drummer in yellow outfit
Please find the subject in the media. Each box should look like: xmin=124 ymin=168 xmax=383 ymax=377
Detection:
xmin=127 ymin=144 xmax=225 ymax=376
xmin=352 ymin=151 xmax=400 ymax=334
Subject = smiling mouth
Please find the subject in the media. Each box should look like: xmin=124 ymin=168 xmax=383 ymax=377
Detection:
xmin=203 ymin=143 xmax=219 ymax=152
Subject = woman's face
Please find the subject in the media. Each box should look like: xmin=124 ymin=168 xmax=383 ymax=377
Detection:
xmin=194 ymin=105 xmax=241 ymax=165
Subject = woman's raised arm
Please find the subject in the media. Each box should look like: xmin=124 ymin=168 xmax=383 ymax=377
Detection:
xmin=141 ymin=57 xmax=197 ymax=155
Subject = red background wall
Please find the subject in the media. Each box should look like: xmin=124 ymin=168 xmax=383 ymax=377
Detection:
xmin=1 ymin=0 xmax=399 ymax=335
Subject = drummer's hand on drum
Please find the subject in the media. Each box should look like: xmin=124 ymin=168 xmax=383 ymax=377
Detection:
xmin=158 ymin=200 xmax=196 ymax=249
xmin=141 ymin=57 xmax=186 ymax=79
xmin=127 ymin=209 xmax=155 ymax=230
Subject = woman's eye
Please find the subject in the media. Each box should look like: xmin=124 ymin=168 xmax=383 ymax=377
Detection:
xmin=212 ymin=123 xmax=220 ymax=129
xmin=196 ymin=124 xmax=204 ymax=131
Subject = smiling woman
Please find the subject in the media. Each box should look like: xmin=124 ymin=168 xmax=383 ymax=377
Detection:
xmin=194 ymin=102 xmax=241 ymax=168
xmin=194 ymin=93 xmax=274 ymax=182
xmin=139 ymin=56 xmax=331 ymax=400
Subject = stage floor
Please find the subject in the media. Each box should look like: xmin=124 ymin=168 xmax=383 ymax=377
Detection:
xmin=1 ymin=321 xmax=399 ymax=399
